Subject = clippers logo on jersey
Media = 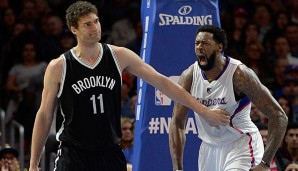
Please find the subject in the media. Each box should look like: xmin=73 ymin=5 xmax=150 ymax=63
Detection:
xmin=159 ymin=5 xmax=213 ymax=26
xmin=196 ymin=97 xmax=227 ymax=107
xmin=207 ymin=88 xmax=212 ymax=94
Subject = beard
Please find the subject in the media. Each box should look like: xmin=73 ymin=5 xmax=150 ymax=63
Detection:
xmin=198 ymin=50 xmax=216 ymax=71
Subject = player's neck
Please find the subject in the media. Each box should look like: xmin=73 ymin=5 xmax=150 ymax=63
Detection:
xmin=74 ymin=43 xmax=100 ymax=59
xmin=203 ymin=55 xmax=226 ymax=81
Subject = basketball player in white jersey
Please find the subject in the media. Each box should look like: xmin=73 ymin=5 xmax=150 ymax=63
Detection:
xmin=29 ymin=2 xmax=230 ymax=171
xmin=169 ymin=25 xmax=288 ymax=171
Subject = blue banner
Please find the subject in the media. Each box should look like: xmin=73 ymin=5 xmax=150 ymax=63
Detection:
xmin=133 ymin=1 xmax=221 ymax=170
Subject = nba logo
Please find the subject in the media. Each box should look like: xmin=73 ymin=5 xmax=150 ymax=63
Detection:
xmin=155 ymin=89 xmax=171 ymax=106
xmin=155 ymin=76 xmax=180 ymax=106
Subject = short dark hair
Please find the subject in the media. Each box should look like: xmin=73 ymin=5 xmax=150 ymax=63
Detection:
xmin=196 ymin=25 xmax=228 ymax=52
xmin=65 ymin=1 xmax=98 ymax=30
xmin=287 ymin=122 xmax=298 ymax=131
xmin=0 ymin=146 xmax=18 ymax=159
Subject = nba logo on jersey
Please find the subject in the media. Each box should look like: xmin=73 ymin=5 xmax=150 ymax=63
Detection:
xmin=155 ymin=89 xmax=171 ymax=106
xmin=207 ymin=87 xmax=212 ymax=94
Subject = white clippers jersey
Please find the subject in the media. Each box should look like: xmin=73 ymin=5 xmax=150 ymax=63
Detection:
xmin=190 ymin=57 xmax=258 ymax=146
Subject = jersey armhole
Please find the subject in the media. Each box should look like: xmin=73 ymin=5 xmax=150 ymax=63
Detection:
xmin=107 ymin=44 xmax=122 ymax=84
xmin=57 ymin=55 xmax=66 ymax=98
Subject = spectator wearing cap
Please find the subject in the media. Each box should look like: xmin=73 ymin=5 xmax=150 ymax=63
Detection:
xmin=268 ymin=58 xmax=288 ymax=93
xmin=226 ymin=7 xmax=248 ymax=58
xmin=0 ymin=145 xmax=20 ymax=171
xmin=274 ymin=64 xmax=298 ymax=100
xmin=285 ymin=64 xmax=298 ymax=79
xmin=274 ymin=77 xmax=298 ymax=101
xmin=284 ymin=64 xmax=298 ymax=122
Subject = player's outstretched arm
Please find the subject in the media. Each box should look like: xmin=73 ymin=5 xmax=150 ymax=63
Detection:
xmin=29 ymin=58 xmax=63 ymax=171
xmin=233 ymin=64 xmax=288 ymax=170
xmin=113 ymin=46 xmax=230 ymax=126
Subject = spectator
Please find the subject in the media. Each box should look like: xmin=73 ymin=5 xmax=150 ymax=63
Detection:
xmin=277 ymin=96 xmax=293 ymax=122
xmin=244 ymin=22 xmax=260 ymax=45
xmin=120 ymin=117 xmax=134 ymax=171
xmin=108 ymin=3 xmax=139 ymax=47
xmin=253 ymin=4 xmax=273 ymax=43
xmin=39 ymin=14 xmax=66 ymax=62
xmin=283 ymin=161 xmax=298 ymax=171
xmin=285 ymin=64 xmax=298 ymax=80
xmin=0 ymin=7 xmax=16 ymax=48
xmin=285 ymin=23 xmax=298 ymax=57
xmin=288 ymin=0 xmax=298 ymax=24
xmin=0 ymin=145 xmax=20 ymax=171
xmin=126 ymin=20 xmax=142 ymax=55
xmin=273 ymin=36 xmax=298 ymax=66
xmin=279 ymin=122 xmax=298 ymax=164
xmin=226 ymin=7 xmax=248 ymax=57
xmin=58 ymin=30 xmax=76 ymax=54
xmin=5 ymin=41 xmax=47 ymax=124
xmin=269 ymin=58 xmax=288 ymax=92
xmin=264 ymin=0 xmax=285 ymax=13
xmin=18 ymin=0 xmax=38 ymax=32
xmin=242 ymin=39 xmax=272 ymax=84
xmin=263 ymin=10 xmax=290 ymax=52
xmin=279 ymin=78 xmax=298 ymax=102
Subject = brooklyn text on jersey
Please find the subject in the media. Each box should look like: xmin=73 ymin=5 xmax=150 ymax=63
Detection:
xmin=72 ymin=76 xmax=116 ymax=94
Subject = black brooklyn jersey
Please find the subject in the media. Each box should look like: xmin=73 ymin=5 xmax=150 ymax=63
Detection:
xmin=57 ymin=43 xmax=122 ymax=151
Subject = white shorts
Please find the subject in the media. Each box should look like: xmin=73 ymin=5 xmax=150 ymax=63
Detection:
xmin=198 ymin=132 xmax=264 ymax=171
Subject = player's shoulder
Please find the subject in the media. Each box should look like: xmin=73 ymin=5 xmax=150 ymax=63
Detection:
xmin=233 ymin=63 xmax=259 ymax=83
xmin=178 ymin=64 xmax=194 ymax=87
xmin=108 ymin=44 xmax=128 ymax=54
xmin=49 ymin=55 xmax=64 ymax=68
xmin=46 ymin=55 xmax=64 ymax=76
xmin=182 ymin=64 xmax=195 ymax=77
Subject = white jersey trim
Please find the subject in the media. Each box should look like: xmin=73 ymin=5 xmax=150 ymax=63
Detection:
xmin=56 ymin=106 xmax=66 ymax=142
xmin=70 ymin=43 xmax=103 ymax=69
xmin=107 ymin=44 xmax=122 ymax=85
xmin=57 ymin=55 xmax=66 ymax=98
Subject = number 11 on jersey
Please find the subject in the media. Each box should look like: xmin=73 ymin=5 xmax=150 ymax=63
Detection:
xmin=90 ymin=94 xmax=104 ymax=114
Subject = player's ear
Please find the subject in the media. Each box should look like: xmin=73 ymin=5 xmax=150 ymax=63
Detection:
xmin=71 ymin=26 xmax=77 ymax=34
xmin=218 ymin=43 xmax=223 ymax=52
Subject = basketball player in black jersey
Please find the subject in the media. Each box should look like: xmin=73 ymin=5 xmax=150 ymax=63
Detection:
xmin=29 ymin=1 xmax=230 ymax=171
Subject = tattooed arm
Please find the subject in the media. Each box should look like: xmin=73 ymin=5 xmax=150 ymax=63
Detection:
xmin=169 ymin=65 xmax=193 ymax=171
xmin=233 ymin=64 xmax=288 ymax=170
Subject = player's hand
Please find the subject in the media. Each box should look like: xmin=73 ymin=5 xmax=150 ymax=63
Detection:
xmin=203 ymin=108 xmax=230 ymax=127
xmin=249 ymin=164 xmax=270 ymax=171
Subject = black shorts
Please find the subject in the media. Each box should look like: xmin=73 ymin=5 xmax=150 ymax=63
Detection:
xmin=54 ymin=144 xmax=127 ymax=171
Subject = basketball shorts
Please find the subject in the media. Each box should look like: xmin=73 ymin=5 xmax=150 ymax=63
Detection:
xmin=53 ymin=143 xmax=127 ymax=171
xmin=198 ymin=131 xmax=264 ymax=171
